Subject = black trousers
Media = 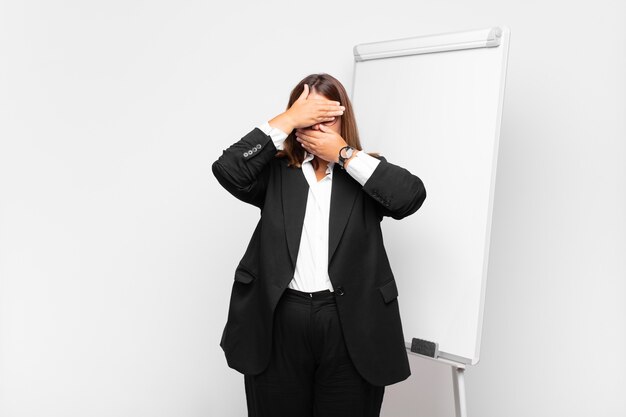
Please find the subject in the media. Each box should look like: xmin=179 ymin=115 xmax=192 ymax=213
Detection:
xmin=244 ymin=288 xmax=385 ymax=417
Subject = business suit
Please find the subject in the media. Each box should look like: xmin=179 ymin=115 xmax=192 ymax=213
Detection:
xmin=212 ymin=126 xmax=426 ymax=387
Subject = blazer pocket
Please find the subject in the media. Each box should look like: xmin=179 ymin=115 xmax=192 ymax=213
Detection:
xmin=234 ymin=264 xmax=256 ymax=284
xmin=378 ymin=279 xmax=399 ymax=304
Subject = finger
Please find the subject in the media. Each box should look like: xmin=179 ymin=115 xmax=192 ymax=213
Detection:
xmin=317 ymin=102 xmax=344 ymax=111
xmin=296 ymin=131 xmax=315 ymax=142
xmin=298 ymin=84 xmax=309 ymax=101
xmin=307 ymin=117 xmax=335 ymax=126
xmin=315 ymin=99 xmax=341 ymax=106
xmin=295 ymin=131 xmax=308 ymax=141
xmin=301 ymin=130 xmax=320 ymax=139
xmin=313 ymin=115 xmax=339 ymax=125
xmin=309 ymin=99 xmax=342 ymax=109
xmin=296 ymin=137 xmax=311 ymax=151
xmin=319 ymin=105 xmax=345 ymax=115
xmin=303 ymin=117 xmax=337 ymax=126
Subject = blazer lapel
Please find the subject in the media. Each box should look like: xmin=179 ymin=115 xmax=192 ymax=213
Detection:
xmin=328 ymin=164 xmax=360 ymax=265
xmin=281 ymin=161 xmax=309 ymax=269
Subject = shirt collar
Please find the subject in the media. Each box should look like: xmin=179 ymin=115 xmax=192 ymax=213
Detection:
xmin=303 ymin=151 xmax=335 ymax=177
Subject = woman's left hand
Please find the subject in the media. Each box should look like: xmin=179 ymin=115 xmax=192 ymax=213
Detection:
xmin=295 ymin=124 xmax=348 ymax=163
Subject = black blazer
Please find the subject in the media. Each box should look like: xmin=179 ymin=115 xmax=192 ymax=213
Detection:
xmin=212 ymin=127 xmax=426 ymax=386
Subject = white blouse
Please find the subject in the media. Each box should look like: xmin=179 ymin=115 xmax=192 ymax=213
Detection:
xmin=257 ymin=121 xmax=381 ymax=292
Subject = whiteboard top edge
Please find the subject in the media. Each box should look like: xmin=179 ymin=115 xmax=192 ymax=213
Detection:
xmin=353 ymin=26 xmax=508 ymax=61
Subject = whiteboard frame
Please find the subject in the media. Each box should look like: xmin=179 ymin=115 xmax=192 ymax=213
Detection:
xmin=353 ymin=27 xmax=502 ymax=61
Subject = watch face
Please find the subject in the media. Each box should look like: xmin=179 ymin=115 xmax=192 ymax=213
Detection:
xmin=341 ymin=146 xmax=354 ymax=158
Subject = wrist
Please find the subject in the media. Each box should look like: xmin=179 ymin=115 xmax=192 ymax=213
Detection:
xmin=268 ymin=113 xmax=295 ymax=135
xmin=335 ymin=145 xmax=342 ymax=164
xmin=342 ymin=149 xmax=360 ymax=169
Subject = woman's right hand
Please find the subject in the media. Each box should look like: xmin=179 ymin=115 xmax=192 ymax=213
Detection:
xmin=269 ymin=84 xmax=345 ymax=133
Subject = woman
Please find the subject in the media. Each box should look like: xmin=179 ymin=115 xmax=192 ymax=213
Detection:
xmin=212 ymin=73 xmax=426 ymax=417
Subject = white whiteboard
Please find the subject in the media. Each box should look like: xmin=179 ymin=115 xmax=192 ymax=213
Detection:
xmin=350 ymin=27 xmax=510 ymax=364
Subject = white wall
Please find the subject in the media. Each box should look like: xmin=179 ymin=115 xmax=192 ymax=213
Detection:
xmin=1 ymin=1 xmax=624 ymax=416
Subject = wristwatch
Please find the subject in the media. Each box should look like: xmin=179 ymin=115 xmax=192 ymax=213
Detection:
xmin=338 ymin=145 xmax=355 ymax=169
